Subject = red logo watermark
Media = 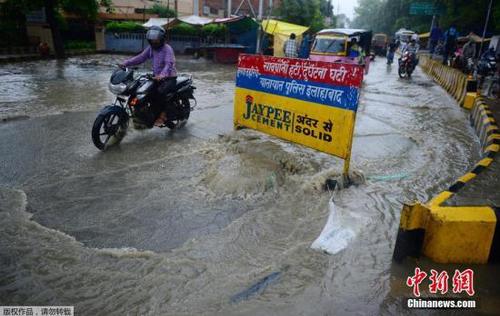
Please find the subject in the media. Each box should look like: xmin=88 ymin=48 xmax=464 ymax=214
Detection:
xmin=406 ymin=268 xmax=475 ymax=297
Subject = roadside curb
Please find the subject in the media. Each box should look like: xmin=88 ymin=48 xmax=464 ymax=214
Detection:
xmin=0 ymin=50 xmax=97 ymax=64
xmin=393 ymin=74 xmax=500 ymax=264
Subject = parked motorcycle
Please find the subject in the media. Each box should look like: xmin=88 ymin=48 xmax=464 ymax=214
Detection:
xmin=398 ymin=51 xmax=415 ymax=78
xmin=91 ymin=67 xmax=196 ymax=150
xmin=476 ymin=52 xmax=498 ymax=93
xmin=477 ymin=53 xmax=497 ymax=78
xmin=464 ymin=57 xmax=475 ymax=75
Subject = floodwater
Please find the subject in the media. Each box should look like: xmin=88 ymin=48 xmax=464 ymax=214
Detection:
xmin=0 ymin=55 xmax=498 ymax=315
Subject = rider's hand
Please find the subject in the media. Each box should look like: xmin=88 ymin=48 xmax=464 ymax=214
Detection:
xmin=117 ymin=63 xmax=125 ymax=69
xmin=153 ymin=75 xmax=164 ymax=81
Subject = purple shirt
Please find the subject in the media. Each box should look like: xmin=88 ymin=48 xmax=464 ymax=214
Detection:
xmin=123 ymin=44 xmax=177 ymax=77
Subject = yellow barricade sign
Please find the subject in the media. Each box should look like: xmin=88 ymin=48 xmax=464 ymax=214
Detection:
xmin=234 ymin=54 xmax=364 ymax=162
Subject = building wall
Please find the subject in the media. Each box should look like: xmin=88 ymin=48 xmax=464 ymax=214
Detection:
xmin=198 ymin=0 xmax=280 ymax=17
xmin=102 ymin=0 xmax=194 ymax=16
xmin=155 ymin=0 xmax=194 ymax=16
xmin=95 ymin=25 xmax=106 ymax=51
xmin=26 ymin=24 xmax=54 ymax=51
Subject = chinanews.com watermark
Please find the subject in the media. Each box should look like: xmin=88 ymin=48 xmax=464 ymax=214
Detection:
xmin=405 ymin=267 xmax=477 ymax=310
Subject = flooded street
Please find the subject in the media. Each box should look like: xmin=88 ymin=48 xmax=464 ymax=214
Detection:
xmin=1 ymin=55 xmax=498 ymax=315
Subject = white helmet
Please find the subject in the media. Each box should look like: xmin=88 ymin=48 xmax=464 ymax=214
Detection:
xmin=146 ymin=26 xmax=166 ymax=49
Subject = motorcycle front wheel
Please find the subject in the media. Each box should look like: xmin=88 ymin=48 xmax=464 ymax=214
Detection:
xmin=398 ymin=65 xmax=407 ymax=78
xmin=407 ymin=65 xmax=413 ymax=78
xmin=92 ymin=108 xmax=129 ymax=150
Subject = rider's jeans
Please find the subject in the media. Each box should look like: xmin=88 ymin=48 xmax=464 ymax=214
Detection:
xmin=153 ymin=77 xmax=177 ymax=118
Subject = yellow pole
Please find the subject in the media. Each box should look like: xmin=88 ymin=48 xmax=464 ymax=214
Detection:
xmin=343 ymin=152 xmax=351 ymax=178
xmin=342 ymin=111 xmax=357 ymax=183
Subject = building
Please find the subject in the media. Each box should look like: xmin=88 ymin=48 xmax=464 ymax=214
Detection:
xmin=101 ymin=1 xmax=280 ymax=19
xmin=197 ymin=0 xmax=280 ymax=18
xmin=101 ymin=0 xmax=195 ymax=17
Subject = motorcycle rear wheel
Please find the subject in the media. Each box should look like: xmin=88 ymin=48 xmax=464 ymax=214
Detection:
xmin=92 ymin=110 xmax=128 ymax=150
xmin=165 ymin=97 xmax=191 ymax=130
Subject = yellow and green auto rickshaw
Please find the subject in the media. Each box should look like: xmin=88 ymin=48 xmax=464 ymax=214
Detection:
xmin=309 ymin=28 xmax=373 ymax=74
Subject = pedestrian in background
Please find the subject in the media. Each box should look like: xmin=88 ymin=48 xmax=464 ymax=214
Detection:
xmin=387 ymin=39 xmax=398 ymax=64
xmin=443 ymin=24 xmax=459 ymax=65
xmin=299 ymin=32 xmax=312 ymax=58
xmin=429 ymin=22 xmax=443 ymax=56
xmin=462 ymin=36 xmax=477 ymax=60
xmin=284 ymin=33 xmax=298 ymax=58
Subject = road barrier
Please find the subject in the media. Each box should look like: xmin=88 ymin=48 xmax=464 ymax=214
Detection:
xmin=419 ymin=55 xmax=470 ymax=106
xmin=393 ymin=96 xmax=500 ymax=264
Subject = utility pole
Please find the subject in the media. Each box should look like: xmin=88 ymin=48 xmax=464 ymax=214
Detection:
xmin=255 ymin=0 xmax=264 ymax=53
xmin=428 ymin=15 xmax=436 ymax=50
xmin=142 ymin=3 xmax=145 ymax=50
xmin=479 ymin=0 xmax=493 ymax=56
xmin=228 ymin=0 xmax=232 ymax=17
xmin=193 ymin=0 xmax=199 ymax=15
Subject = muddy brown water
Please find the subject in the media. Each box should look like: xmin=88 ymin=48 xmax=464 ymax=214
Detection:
xmin=0 ymin=55 xmax=498 ymax=315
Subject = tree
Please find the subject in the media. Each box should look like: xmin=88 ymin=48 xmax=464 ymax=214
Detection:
xmin=351 ymin=0 xmax=499 ymax=36
xmin=0 ymin=0 xmax=112 ymax=58
xmin=148 ymin=3 xmax=176 ymax=18
xmin=335 ymin=14 xmax=351 ymax=28
xmin=276 ymin=0 xmax=335 ymax=33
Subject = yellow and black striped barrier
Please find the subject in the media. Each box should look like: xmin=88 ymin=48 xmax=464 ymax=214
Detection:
xmin=419 ymin=55 xmax=478 ymax=109
xmin=393 ymin=97 xmax=500 ymax=264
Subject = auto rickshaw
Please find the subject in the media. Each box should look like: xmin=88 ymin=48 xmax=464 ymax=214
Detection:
xmin=309 ymin=28 xmax=373 ymax=74
xmin=372 ymin=33 xmax=388 ymax=56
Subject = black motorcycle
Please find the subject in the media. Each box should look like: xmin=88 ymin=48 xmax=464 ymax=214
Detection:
xmin=91 ymin=67 xmax=196 ymax=150
xmin=477 ymin=53 xmax=497 ymax=78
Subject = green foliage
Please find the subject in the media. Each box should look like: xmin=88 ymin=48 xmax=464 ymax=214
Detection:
xmin=64 ymin=40 xmax=95 ymax=49
xmin=60 ymin=0 xmax=98 ymax=19
xmin=55 ymin=9 xmax=68 ymax=31
xmin=170 ymin=22 xmax=199 ymax=36
xmin=276 ymin=0 xmax=333 ymax=32
xmin=319 ymin=0 xmax=333 ymax=17
xmin=106 ymin=21 xmax=144 ymax=32
xmin=352 ymin=0 xmax=499 ymax=35
xmin=201 ymin=24 xmax=227 ymax=38
xmin=147 ymin=4 xmax=176 ymax=18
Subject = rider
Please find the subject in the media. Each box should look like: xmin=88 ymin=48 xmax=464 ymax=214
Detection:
xmin=402 ymin=38 xmax=419 ymax=70
xmin=119 ymin=26 xmax=177 ymax=126
xmin=348 ymin=38 xmax=365 ymax=64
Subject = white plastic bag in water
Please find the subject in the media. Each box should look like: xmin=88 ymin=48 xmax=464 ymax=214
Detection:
xmin=311 ymin=198 xmax=355 ymax=255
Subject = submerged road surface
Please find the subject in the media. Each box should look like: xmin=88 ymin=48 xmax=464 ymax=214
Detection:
xmin=1 ymin=55 xmax=499 ymax=315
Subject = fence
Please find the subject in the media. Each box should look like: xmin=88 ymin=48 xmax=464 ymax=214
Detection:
xmin=104 ymin=32 xmax=203 ymax=54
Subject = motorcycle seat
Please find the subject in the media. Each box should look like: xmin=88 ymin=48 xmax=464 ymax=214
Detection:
xmin=175 ymin=74 xmax=192 ymax=88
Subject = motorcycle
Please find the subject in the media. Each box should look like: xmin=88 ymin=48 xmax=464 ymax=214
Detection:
xmin=477 ymin=54 xmax=497 ymax=78
xmin=398 ymin=51 xmax=415 ymax=78
xmin=464 ymin=57 xmax=475 ymax=75
xmin=477 ymin=53 xmax=497 ymax=92
xmin=91 ymin=67 xmax=196 ymax=150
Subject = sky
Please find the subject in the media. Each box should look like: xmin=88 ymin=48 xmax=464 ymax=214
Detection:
xmin=334 ymin=0 xmax=358 ymax=20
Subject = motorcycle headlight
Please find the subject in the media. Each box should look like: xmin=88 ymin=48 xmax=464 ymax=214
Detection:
xmin=108 ymin=82 xmax=127 ymax=95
